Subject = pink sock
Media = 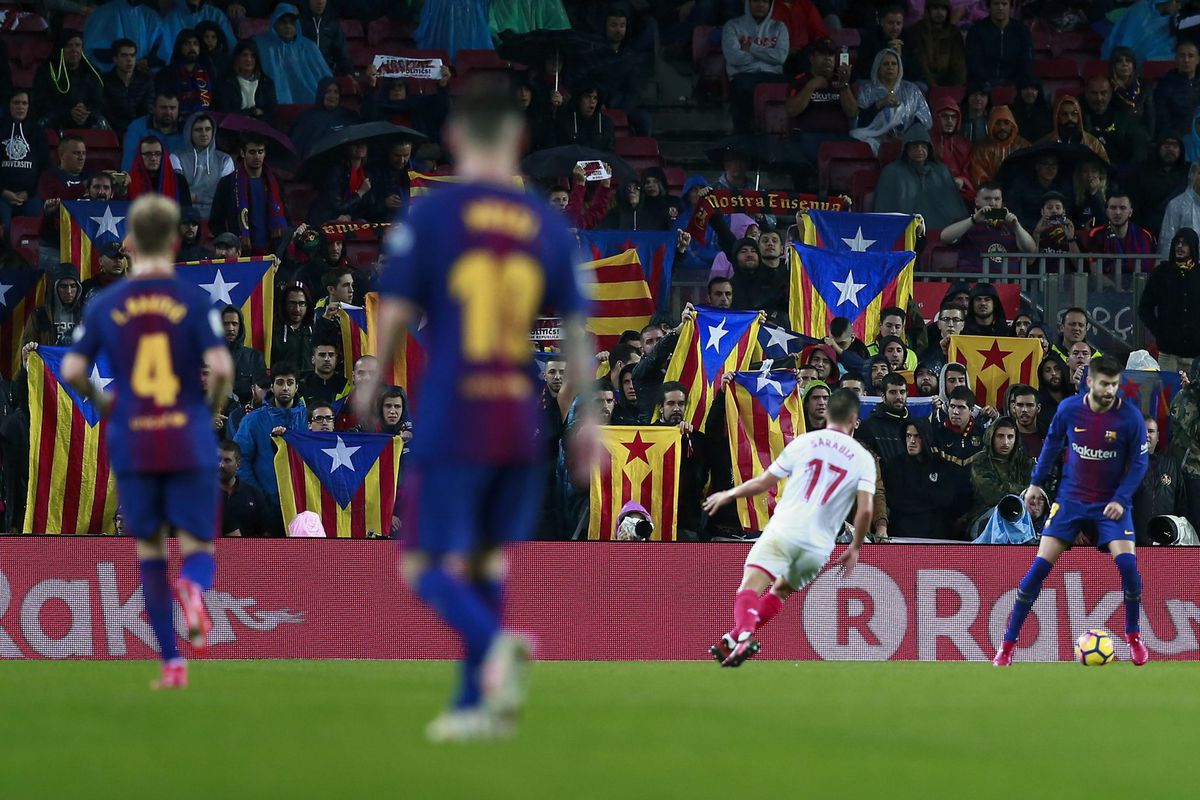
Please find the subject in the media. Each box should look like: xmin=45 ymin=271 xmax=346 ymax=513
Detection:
xmin=755 ymin=592 xmax=784 ymax=631
xmin=731 ymin=589 xmax=759 ymax=638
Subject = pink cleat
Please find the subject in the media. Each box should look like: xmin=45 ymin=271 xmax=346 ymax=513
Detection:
xmin=176 ymin=578 xmax=212 ymax=653
xmin=151 ymin=658 xmax=188 ymax=690
xmin=993 ymin=640 xmax=1016 ymax=667
xmin=1126 ymin=632 xmax=1150 ymax=666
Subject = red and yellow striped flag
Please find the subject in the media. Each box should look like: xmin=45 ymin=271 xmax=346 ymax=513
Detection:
xmin=273 ymin=431 xmax=402 ymax=538
xmin=24 ymin=347 xmax=118 ymax=534
xmin=60 ymin=200 xmax=129 ymax=282
xmin=0 ymin=269 xmax=45 ymax=379
xmin=408 ymin=170 xmax=523 ymax=197
xmin=580 ymin=249 xmax=655 ymax=351
xmin=588 ymin=426 xmax=681 ymax=541
xmin=177 ymin=257 xmax=276 ymax=363
xmin=663 ymin=307 xmax=761 ymax=431
xmin=362 ymin=292 xmax=426 ymax=393
xmin=724 ymin=371 xmax=806 ymax=532
xmin=948 ymin=334 xmax=1042 ymax=410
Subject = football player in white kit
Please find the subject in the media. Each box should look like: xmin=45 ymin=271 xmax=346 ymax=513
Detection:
xmin=702 ymin=389 xmax=876 ymax=667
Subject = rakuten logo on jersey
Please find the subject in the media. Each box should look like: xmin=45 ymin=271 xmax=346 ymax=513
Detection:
xmin=0 ymin=563 xmax=304 ymax=659
xmin=1071 ymin=442 xmax=1118 ymax=460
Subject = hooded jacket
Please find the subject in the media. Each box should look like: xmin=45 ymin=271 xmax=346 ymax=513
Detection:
xmin=928 ymin=400 xmax=983 ymax=520
xmin=22 ymin=263 xmax=82 ymax=346
xmin=271 ymin=282 xmax=318 ymax=370
xmin=0 ymin=112 xmax=48 ymax=194
xmin=1153 ymin=65 xmax=1200 ymax=141
xmin=721 ymin=0 xmax=789 ymax=78
xmin=555 ymin=89 xmax=615 ymax=153
xmin=881 ymin=418 xmax=954 ymax=538
xmin=964 ymin=10 xmax=1034 ymax=87
xmin=177 ymin=111 xmax=234 ymax=218
xmin=967 ymin=416 xmax=1033 ymax=522
xmin=253 ymin=4 xmax=332 ymax=105
xmin=963 ymin=282 xmax=1010 ymax=336
xmin=856 ymin=395 xmax=910 ymax=464
xmin=911 ymin=0 xmax=967 ymax=88
xmin=730 ymin=236 xmax=788 ymax=319
xmin=1139 ymin=227 xmax=1200 ymax=357
xmin=1083 ymin=86 xmax=1150 ymax=167
xmin=603 ymin=180 xmax=650 ymax=231
xmin=1159 ymin=177 xmax=1200 ymax=258
xmin=289 ymin=76 xmax=359 ymax=158
xmin=639 ymin=166 xmax=679 ymax=232
xmin=1135 ymin=131 xmax=1188 ymax=237
xmin=1010 ymin=77 xmax=1052 ymax=144
xmin=298 ymin=1 xmax=353 ymax=75
xmin=32 ymin=35 xmax=107 ymax=130
xmin=968 ymin=106 xmax=1031 ymax=187
xmin=709 ymin=214 xmax=758 ymax=279
xmin=851 ymin=48 xmax=932 ymax=155
xmin=799 ymin=343 xmax=839 ymax=386
xmin=1132 ymin=443 xmax=1187 ymax=545
xmin=930 ymin=95 xmax=974 ymax=199
xmin=1037 ymin=96 xmax=1109 ymax=162
xmin=225 ymin=305 xmax=268 ymax=402
xmin=873 ymin=124 xmax=966 ymax=231
xmin=158 ymin=1 xmax=237 ymax=66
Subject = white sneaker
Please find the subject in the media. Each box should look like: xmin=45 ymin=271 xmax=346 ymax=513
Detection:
xmin=481 ymin=632 xmax=533 ymax=719
xmin=425 ymin=709 xmax=512 ymax=744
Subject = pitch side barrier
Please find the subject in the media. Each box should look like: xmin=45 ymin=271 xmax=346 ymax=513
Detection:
xmin=1 ymin=539 xmax=1197 ymax=662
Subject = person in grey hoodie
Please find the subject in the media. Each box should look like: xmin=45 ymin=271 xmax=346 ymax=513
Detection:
xmin=721 ymin=0 xmax=789 ymax=133
xmin=177 ymin=112 xmax=233 ymax=219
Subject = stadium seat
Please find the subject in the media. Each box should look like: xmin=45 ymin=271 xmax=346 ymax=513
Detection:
xmin=345 ymin=240 xmax=377 ymax=268
xmin=1051 ymin=30 xmax=1104 ymax=60
xmin=1081 ymin=60 xmax=1108 ymax=80
xmin=927 ymin=85 xmax=965 ymax=110
xmin=753 ymin=82 xmax=790 ymax=137
xmin=1034 ymin=58 xmax=1080 ymax=81
xmin=1032 ymin=29 xmax=1052 ymax=59
xmin=88 ymin=151 xmax=121 ymax=172
xmin=817 ymin=140 xmax=875 ymax=196
xmin=693 ymin=26 xmax=728 ymax=98
xmin=15 ymin=36 xmax=51 ymax=67
xmin=851 ymin=170 xmax=878 ymax=212
xmin=455 ymin=49 xmax=521 ymax=80
xmin=922 ymin=244 xmax=960 ymax=273
xmin=615 ymin=136 xmax=663 ymax=172
xmin=9 ymin=216 xmax=40 ymax=264
xmin=990 ymin=85 xmax=1017 ymax=107
xmin=65 ymin=129 xmax=121 ymax=150
xmin=877 ymin=140 xmax=903 ymax=166
xmin=664 ymin=166 xmax=687 ymax=196
xmin=44 ymin=128 xmax=59 ymax=148
xmin=828 ymin=27 xmax=860 ymax=50
xmin=366 ymin=18 xmax=419 ymax=48
xmin=335 ymin=74 xmax=361 ymax=97
xmin=341 ymin=18 xmax=364 ymax=43
xmin=603 ymin=108 xmax=630 ymax=138
xmin=275 ymin=104 xmax=314 ymax=131
xmin=237 ymin=16 xmax=271 ymax=40
xmin=11 ymin=63 xmax=35 ymax=89
xmin=691 ymin=25 xmax=719 ymax=68
xmin=1143 ymin=61 xmax=1174 ymax=81
xmin=1043 ymin=77 xmax=1085 ymax=101
xmin=283 ymin=183 xmax=315 ymax=224
xmin=349 ymin=40 xmax=373 ymax=72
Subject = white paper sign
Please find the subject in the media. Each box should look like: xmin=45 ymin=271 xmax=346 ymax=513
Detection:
xmin=372 ymin=55 xmax=444 ymax=80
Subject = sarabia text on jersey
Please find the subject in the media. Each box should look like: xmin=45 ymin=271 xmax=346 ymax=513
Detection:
xmin=1032 ymin=395 xmax=1148 ymax=508
xmin=70 ymin=277 xmax=224 ymax=474
xmin=378 ymin=183 xmax=587 ymax=465
xmin=763 ymin=428 xmax=877 ymax=553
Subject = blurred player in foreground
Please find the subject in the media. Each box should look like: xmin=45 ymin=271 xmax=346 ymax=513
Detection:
xmin=62 ymin=195 xmax=234 ymax=688
xmin=994 ymin=355 xmax=1150 ymax=666
xmin=359 ymin=84 xmax=598 ymax=742
xmin=702 ymin=389 xmax=876 ymax=666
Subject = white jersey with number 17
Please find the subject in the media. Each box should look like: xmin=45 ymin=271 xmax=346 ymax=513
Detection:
xmin=764 ymin=428 xmax=876 ymax=553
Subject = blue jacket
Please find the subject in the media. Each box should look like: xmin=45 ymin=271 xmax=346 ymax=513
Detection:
xmin=254 ymin=4 xmax=332 ymax=104
xmin=234 ymin=403 xmax=308 ymax=499
xmin=121 ymin=115 xmax=186 ymax=171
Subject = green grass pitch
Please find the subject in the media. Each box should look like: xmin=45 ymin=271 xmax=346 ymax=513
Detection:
xmin=3 ymin=660 xmax=1195 ymax=799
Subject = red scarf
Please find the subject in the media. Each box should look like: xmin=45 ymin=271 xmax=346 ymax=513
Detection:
xmin=349 ymin=163 xmax=366 ymax=194
xmin=128 ymin=140 xmax=180 ymax=201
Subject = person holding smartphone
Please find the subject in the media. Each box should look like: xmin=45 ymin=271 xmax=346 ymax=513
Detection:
xmin=940 ymin=181 xmax=1036 ymax=271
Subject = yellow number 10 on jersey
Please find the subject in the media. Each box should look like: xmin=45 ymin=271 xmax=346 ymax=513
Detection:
xmin=449 ymin=250 xmax=544 ymax=364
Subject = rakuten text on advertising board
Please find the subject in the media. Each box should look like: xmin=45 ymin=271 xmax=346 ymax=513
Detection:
xmin=2 ymin=541 xmax=1198 ymax=661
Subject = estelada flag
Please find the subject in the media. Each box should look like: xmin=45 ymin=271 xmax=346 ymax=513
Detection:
xmin=60 ymin=200 xmax=130 ymax=282
xmin=800 ymin=210 xmax=919 ymax=253
xmin=1076 ymin=367 xmax=1183 ymax=444
xmin=724 ymin=370 xmax=805 ymax=532
xmin=273 ymin=431 xmax=402 ymax=538
xmin=362 ymin=292 xmax=426 ymax=398
xmin=588 ymin=425 xmax=681 ymax=541
xmin=177 ymin=257 xmax=276 ymax=363
xmin=663 ymin=306 xmax=761 ymax=431
xmin=24 ymin=347 xmax=118 ymax=534
xmin=580 ymin=249 xmax=655 ymax=351
xmin=789 ymin=242 xmax=914 ymax=341
xmin=948 ymin=334 xmax=1042 ymax=410
xmin=408 ymin=170 xmax=524 ymax=198
xmin=334 ymin=302 xmax=370 ymax=382
xmin=0 ymin=270 xmax=45 ymax=379
xmin=753 ymin=321 xmax=820 ymax=366
xmin=578 ymin=229 xmax=675 ymax=314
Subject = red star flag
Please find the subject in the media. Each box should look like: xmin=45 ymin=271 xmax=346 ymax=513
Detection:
xmin=948 ymin=335 xmax=1042 ymax=410
xmin=588 ymin=426 xmax=681 ymax=541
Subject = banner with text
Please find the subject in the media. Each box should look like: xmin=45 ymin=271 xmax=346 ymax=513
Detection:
xmin=685 ymin=190 xmax=848 ymax=240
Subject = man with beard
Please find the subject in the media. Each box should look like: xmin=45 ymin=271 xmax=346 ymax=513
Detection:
xmin=856 ymin=372 xmax=910 ymax=463
xmin=122 ymin=92 xmax=185 ymax=172
xmin=1037 ymin=95 xmax=1109 ymax=161
xmin=658 ymin=381 xmax=711 ymax=541
xmin=969 ymin=107 xmax=1030 ymax=187
xmin=802 ymin=380 xmax=829 ymax=430
xmin=1037 ymin=355 xmax=1070 ymax=428
xmin=176 ymin=207 xmax=212 ymax=262
xmin=995 ymin=355 xmax=1149 ymax=667
xmin=298 ymin=341 xmax=348 ymax=406
xmin=1007 ymin=384 xmax=1044 ymax=457
xmin=22 ymin=263 xmax=84 ymax=346
xmin=967 ymin=416 xmax=1033 ymax=530
xmin=1133 ymin=133 xmax=1188 ymax=235
xmin=1081 ymin=76 xmax=1149 ymax=168
xmin=218 ymin=441 xmax=269 ymax=538
xmin=918 ymin=301 xmax=963 ymax=370
xmin=963 ymin=283 xmax=1011 ymax=336
xmin=1133 ymin=416 xmax=1188 ymax=545
xmin=155 ymin=30 xmax=215 ymax=116
xmin=1083 ymin=193 xmax=1157 ymax=272
xmin=882 ymin=419 xmax=955 ymax=539
xmin=941 ymin=182 xmax=1036 ymax=272
xmin=234 ymin=362 xmax=308 ymax=519
xmin=865 ymin=355 xmax=891 ymax=396
xmin=914 ymin=364 xmax=938 ymax=398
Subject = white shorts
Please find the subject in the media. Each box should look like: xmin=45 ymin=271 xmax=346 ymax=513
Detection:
xmin=744 ymin=528 xmax=831 ymax=590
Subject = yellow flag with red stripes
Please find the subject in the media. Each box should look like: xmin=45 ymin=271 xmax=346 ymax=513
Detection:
xmin=580 ymin=249 xmax=655 ymax=351
xmin=588 ymin=426 xmax=681 ymax=541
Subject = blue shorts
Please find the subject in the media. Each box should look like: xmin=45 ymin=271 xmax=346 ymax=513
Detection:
xmin=1042 ymin=498 xmax=1135 ymax=551
xmin=401 ymin=462 xmax=545 ymax=555
xmin=116 ymin=469 xmax=221 ymax=541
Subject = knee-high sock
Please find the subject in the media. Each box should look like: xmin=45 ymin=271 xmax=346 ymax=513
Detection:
xmin=473 ymin=577 xmax=504 ymax=620
xmin=755 ymin=592 xmax=784 ymax=631
xmin=1004 ymin=557 xmax=1053 ymax=644
xmin=1115 ymin=553 xmax=1142 ymax=634
xmin=140 ymin=559 xmax=180 ymax=662
xmin=180 ymin=551 xmax=215 ymax=590
xmin=416 ymin=567 xmax=499 ymax=710
xmin=731 ymin=589 xmax=759 ymax=638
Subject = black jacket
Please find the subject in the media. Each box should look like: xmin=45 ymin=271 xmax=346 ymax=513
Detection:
xmin=964 ymin=17 xmax=1033 ymax=87
xmin=297 ymin=5 xmax=353 ymax=75
xmin=297 ymin=370 xmax=348 ymax=407
xmin=221 ymin=477 xmax=271 ymax=537
xmin=730 ymin=262 xmax=789 ymax=322
xmin=881 ymin=419 xmax=955 ymax=538
xmin=1132 ymin=145 xmax=1188 ymax=234
xmin=928 ymin=417 xmax=985 ymax=519
xmin=32 ymin=58 xmax=107 ymax=129
xmin=1139 ymin=228 xmax=1200 ymax=357
xmin=226 ymin=305 xmax=267 ymax=402
xmin=216 ymin=72 xmax=279 ymax=124
xmin=1154 ymin=70 xmax=1200 ymax=143
xmin=856 ymin=402 xmax=911 ymax=465
xmin=1133 ymin=450 xmax=1188 ymax=546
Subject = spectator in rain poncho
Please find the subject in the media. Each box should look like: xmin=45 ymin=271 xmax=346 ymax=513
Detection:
xmin=253 ymin=4 xmax=332 ymax=105
xmin=1101 ymin=1 xmax=1177 ymax=63
xmin=157 ymin=0 xmax=236 ymax=66
xmin=83 ymin=0 xmax=162 ymax=67
xmin=972 ymin=494 xmax=1038 ymax=544
xmin=850 ymin=48 xmax=932 ymax=156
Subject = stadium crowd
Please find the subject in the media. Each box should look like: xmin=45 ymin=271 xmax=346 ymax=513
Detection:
xmin=2 ymin=0 xmax=1200 ymax=542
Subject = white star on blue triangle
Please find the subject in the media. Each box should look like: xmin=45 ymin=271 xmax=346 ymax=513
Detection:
xmin=90 ymin=205 xmax=125 ymax=238
xmin=200 ymin=269 xmax=239 ymax=306
xmin=841 ymin=227 xmax=877 ymax=252
xmin=322 ymin=436 xmax=361 ymax=473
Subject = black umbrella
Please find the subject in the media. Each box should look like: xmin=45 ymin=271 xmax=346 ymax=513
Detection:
xmin=300 ymin=122 xmax=427 ymax=177
xmin=497 ymin=28 xmax=608 ymax=69
xmin=994 ymin=142 xmax=1113 ymax=190
xmin=705 ymin=134 xmax=810 ymax=170
xmin=522 ymin=145 xmax=639 ymax=183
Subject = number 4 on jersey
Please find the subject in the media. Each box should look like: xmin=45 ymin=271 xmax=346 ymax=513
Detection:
xmin=131 ymin=333 xmax=181 ymax=406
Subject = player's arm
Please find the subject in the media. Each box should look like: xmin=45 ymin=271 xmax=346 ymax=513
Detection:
xmin=203 ymin=345 xmax=234 ymax=414
xmin=702 ymin=470 xmax=781 ymax=514
xmin=60 ymin=352 xmax=112 ymax=416
xmin=352 ymin=296 xmax=417 ymax=425
xmin=835 ymin=489 xmax=876 ymax=576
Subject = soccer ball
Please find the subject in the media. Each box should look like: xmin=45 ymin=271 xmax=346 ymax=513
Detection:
xmin=1074 ymin=629 xmax=1116 ymax=666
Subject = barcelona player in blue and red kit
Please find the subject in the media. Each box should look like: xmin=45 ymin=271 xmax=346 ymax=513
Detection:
xmin=359 ymin=86 xmax=598 ymax=742
xmin=62 ymin=195 xmax=235 ymax=689
xmin=994 ymin=354 xmax=1150 ymax=666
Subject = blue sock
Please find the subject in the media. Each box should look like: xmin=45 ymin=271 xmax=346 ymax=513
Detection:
xmin=139 ymin=559 xmax=180 ymax=662
xmin=416 ymin=567 xmax=500 ymax=710
xmin=1115 ymin=553 xmax=1142 ymax=634
xmin=1004 ymin=557 xmax=1054 ymax=643
xmin=474 ymin=577 xmax=504 ymax=618
xmin=181 ymin=551 xmax=215 ymax=591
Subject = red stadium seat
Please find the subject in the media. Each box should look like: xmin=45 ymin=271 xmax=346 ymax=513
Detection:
xmin=88 ymin=151 xmax=121 ymax=172
xmin=275 ymin=104 xmax=314 ymax=131
xmin=615 ymin=136 xmax=663 ymax=172
xmin=1043 ymin=77 xmax=1085 ymax=101
xmin=283 ymin=183 xmax=315 ymax=225
xmin=828 ymin=27 xmax=860 ymax=50
xmin=664 ymin=166 xmax=687 ymax=196
xmin=237 ymin=17 xmax=271 ymax=40
xmin=851 ymin=170 xmax=878 ymax=212
xmin=1034 ymin=58 xmax=1080 ymax=80
xmin=341 ymin=18 xmax=364 ymax=43
xmin=366 ymin=18 xmax=419 ymax=48
xmin=602 ymin=108 xmax=630 ymax=138
xmin=817 ymin=140 xmax=876 ymax=196
xmin=927 ymin=85 xmax=965 ymax=110
xmin=11 ymin=63 xmax=35 ymax=88
xmin=9 ymin=215 xmax=40 ymax=264
xmin=1032 ymin=29 xmax=1052 ymax=58
xmin=990 ymin=85 xmax=1017 ymax=107
xmin=1143 ymin=61 xmax=1174 ymax=81
xmin=44 ymin=128 xmax=60 ymax=147
xmin=753 ymin=82 xmax=790 ymax=136
xmin=922 ymin=245 xmax=960 ymax=273
xmin=15 ymin=36 xmax=51 ymax=67
xmin=454 ymin=49 xmax=520 ymax=80
xmin=64 ymin=128 xmax=121 ymax=150
xmin=691 ymin=25 xmax=719 ymax=68
xmin=693 ymin=26 xmax=728 ymax=98
xmin=345 ymin=240 xmax=378 ymax=268
xmin=1051 ymin=30 xmax=1104 ymax=60
xmin=349 ymin=40 xmax=373 ymax=72
xmin=336 ymin=74 xmax=361 ymax=97
xmin=1082 ymin=60 xmax=1108 ymax=80
xmin=877 ymin=140 xmax=903 ymax=166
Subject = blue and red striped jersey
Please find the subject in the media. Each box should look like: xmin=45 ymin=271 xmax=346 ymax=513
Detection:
xmin=1032 ymin=394 xmax=1148 ymax=508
